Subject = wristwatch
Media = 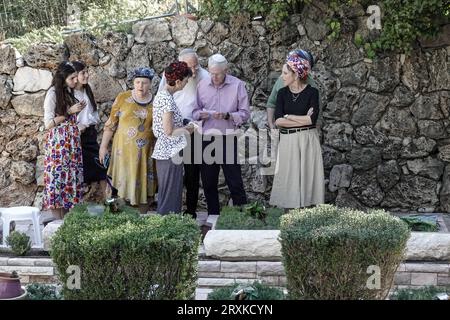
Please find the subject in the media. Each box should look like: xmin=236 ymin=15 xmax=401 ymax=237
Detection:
xmin=224 ymin=112 xmax=230 ymax=120
xmin=283 ymin=114 xmax=289 ymax=119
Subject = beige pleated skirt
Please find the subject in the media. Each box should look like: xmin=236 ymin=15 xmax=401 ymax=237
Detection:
xmin=269 ymin=128 xmax=325 ymax=209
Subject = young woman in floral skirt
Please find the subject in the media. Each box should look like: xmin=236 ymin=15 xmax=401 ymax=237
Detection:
xmin=43 ymin=61 xmax=84 ymax=219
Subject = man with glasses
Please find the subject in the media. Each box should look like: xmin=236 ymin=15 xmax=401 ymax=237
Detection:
xmin=157 ymin=48 xmax=208 ymax=219
xmin=193 ymin=54 xmax=250 ymax=216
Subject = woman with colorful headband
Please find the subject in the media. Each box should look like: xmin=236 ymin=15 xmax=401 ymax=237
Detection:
xmin=269 ymin=56 xmax=324 ymax=209
xmin=99 ymin=67 xmax=157 ymax=213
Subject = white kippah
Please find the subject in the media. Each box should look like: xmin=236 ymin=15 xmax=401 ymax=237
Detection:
xmin=208 ymin=54 xmax=228 ymax=67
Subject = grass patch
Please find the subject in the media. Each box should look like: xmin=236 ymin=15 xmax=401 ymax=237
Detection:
xmin=216 ymin=206 xmax=283 ymax=230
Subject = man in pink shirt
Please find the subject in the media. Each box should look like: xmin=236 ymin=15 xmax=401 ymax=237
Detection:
xmin=192 ymin=54 xmax=250 ymax=215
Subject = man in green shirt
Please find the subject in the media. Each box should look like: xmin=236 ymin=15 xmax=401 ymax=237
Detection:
xmin=266 ymin=49 xmax=317 ymax=129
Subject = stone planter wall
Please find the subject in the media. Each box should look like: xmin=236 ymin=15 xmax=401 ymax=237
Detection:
xmin=0 ymin=1 xmax=449 ymax=212
xmin=1 ymin=255 xmax=448 ymax=300
xmin=0 ymin=256 xmax=57 ymax=284
xmin=195 ymin=229 xmax=450 ymax=298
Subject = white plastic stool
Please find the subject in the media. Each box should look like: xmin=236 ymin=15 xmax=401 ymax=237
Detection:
xmin=0 ymin=206 xmax=42 ymax=248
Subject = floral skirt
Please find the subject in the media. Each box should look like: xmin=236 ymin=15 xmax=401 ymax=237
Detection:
xmin=43 ymin=118 xmax=83 ymax=210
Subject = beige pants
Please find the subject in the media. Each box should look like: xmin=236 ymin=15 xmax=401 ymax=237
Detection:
xmin=269 ymin=129 xmax=325 ymax=209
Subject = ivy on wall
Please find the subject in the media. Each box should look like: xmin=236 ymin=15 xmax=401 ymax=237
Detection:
xmin=198 ymin=0 xmax=450 ymax=55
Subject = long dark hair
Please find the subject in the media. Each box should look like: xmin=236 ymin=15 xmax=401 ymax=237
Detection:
xmin=53 ymin=61 xmax=77 ymax=116
xmin=72 ymin=60 xmax=98 ymax=111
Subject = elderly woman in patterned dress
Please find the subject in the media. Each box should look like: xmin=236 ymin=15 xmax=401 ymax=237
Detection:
xmin=99 ymin=68 xmax=157 ymax=213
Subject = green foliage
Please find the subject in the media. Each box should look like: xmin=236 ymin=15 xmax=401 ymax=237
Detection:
xmin=0 ymin=0 xmax=115 ymax=38
xmin=399 ymin=215 xmax=439 ymax=232
xmin=279 ymin=204 xmax=410 ymax=300
xmin=198 ymin=0 xmax=304 ymax=29
xmin=26 ymin=283 xmax=63 ymax=300
xmin=6 ymin=231 xmax=31 ymax=256
xmin=216 ymin=206 xmax=283 ymax=230
xmin=375 ymin=0 xmax=449 ymax=52
xmin=326 ymin=19 xmax=341 ymax=40
xmin=207 ymin=281 xmax=285 ymax=300
xmin=243 ymin=201 xmax=267 ymax=221
xmin=51 ymin=205 xmax=201 ymax=299
xmin=199 ymin=0 xmax=448 ymax=54
xmin=3 ymin=0 xmax=171 ymax=53
xmin=391 ymin=286 xmax=450 ymax=300
xmin=6 ymin=26 xmax=65 ymax=55
xmin=354 ymin=32 xmax=363 ymax=47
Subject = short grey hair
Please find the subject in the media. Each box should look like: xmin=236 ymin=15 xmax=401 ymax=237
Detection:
xmin=178 ymin=48 xmax=198 ymax=60
xmin=208 ymin=54 xmax=228 ymax=68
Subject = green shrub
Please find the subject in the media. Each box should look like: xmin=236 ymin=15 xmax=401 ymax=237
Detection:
xmin=216 ymin=206 xmax=283 ymax=230
xmin=390 ymin=286 xmax=450 ymax=300
xmin=51 ymin=204 xmax=201 ymax=300
xmin=207 ymin=281 xmax=285 ymax=300
xmin=400 ymin=215 xmax=439 ymax=232
xmin=26 ymin=283 xmax=62 ymax=300
xmin=6 ymin=231 xmax=31 ymax=256
xmin=279 ymin=204 xmax=410 ymax=300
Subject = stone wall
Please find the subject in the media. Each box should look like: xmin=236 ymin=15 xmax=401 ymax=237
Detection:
xmin=0 ymin=3 xmax=449 ymax=212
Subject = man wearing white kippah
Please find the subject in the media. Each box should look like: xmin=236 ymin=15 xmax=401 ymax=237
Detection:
xmin=193 ymin=54 xmax=250 ymax=216
xmin=157 ymin=48 xmax=208 ymax=219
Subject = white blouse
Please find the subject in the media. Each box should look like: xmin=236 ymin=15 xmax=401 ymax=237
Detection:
xmin=74 ymin=89 xmax=100 ymax=130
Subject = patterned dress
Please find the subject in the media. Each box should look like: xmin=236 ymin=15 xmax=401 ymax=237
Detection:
xmin=43 ymin=114 xmax=84 ymax=210
xmin=105 ymin=91 xmax=157 ymax=205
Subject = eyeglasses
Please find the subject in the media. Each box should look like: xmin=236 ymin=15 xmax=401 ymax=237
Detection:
xmin=190 ymin=64 xmax=200 ymax=70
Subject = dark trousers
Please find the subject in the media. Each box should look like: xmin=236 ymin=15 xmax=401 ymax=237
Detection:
xmin=183 ymin=132 xmax=202 ymax=217
xmin=80 ymin=125 xmax=106 ymax=184
xmin=201 ymin=135 xmax=247 ymax=215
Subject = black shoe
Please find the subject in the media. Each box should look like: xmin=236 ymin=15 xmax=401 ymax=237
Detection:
xmin=183 ymin=211 xmax=197 ymax=219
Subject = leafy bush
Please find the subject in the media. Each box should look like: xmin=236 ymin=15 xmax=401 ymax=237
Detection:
xmin=6 ymin=231 xmax=31 ymax=256
xmin=279 ymin=204 xmax=410 ymax=300
xmin=216 ymin=206 xmax=283 ymax=230
xmin=390 ymin=286 xmax=450 ymax=300
xmin=199 ymin=0 xmax=303 ymax=29
xmin=26 ymin=283 xmax=63 ymax=300
xmin=400 ymin=215 xmax=439 ymax=232
xmin=51 ymin=204 xmax=201 ymax=300
xmin=207 ymin=281 xmax=285 ymax=300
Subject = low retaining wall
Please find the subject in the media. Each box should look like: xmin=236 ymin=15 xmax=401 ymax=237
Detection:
xmin=0 ymin=256 xmax=57 ymax=284
xmin=2 ymin=229 xmax=449 ymax=299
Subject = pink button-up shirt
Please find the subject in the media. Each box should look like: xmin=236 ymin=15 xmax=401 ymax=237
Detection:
xmin=193 ymin=74 xmax=250 ymax=135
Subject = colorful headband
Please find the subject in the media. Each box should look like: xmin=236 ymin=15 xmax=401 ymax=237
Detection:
xmin=286 ymin=56 xmax=310 ymax=80
xmin=287 ymin=49 xmax=314 ymax=69
xmin=132 ymin=67 xmax=155 ymax=80
xmin=165 ymin=61 xmax=190 ymax=84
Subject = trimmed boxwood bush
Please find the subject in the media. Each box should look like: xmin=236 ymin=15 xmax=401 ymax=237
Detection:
xmin=280 ymin=205 xmax=410 ymax=300
xmin=216 ymin=206 xmax=283 ymax=230
xmin=51 ymin=204 xmax=201 ymax=300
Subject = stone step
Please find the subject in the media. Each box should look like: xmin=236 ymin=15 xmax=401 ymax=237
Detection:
xmin=195 ymin=288 xmax=213 ymax=300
